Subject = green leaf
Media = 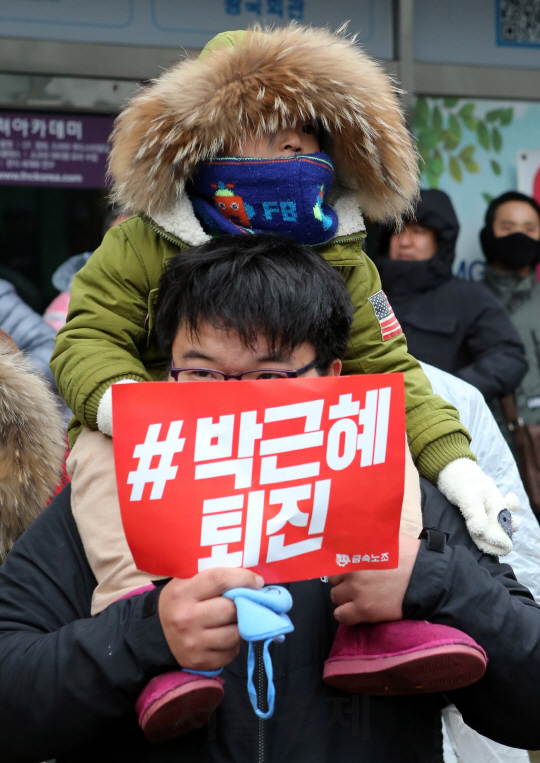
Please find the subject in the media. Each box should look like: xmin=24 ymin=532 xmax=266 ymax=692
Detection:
xmin=414 ymin=98 xmax=430 ymax=129
xmin=418 ymin=146 xmax=431 ymax=164
xmin=500 ymin=107 xmax=514 ymax=126
xmin=463 ymin=158 xmax=480 ymax=173
xmin=449 ymin=156 xmax=463 ymax=182
xmin=448 ymin=114 xmax=462 ymax=143
xmin=417 ymin=129 xmax=440 ymax=151
xmin=486 ymin=109 xmax=502 ymax=123
xmin=459 ymin=144 xmax=476 ymax=161
xmin=443 ymin=129 xmax=460 ymax=150
xmin=477 ymin=120 xmax=490 ymax=150
xmin=491 ymin=159 xmax=502 ymax=175
xmin=459 ymin=103 xmax=475 ymax=120
xmin=425 ymin=170 xmax=440 ymax=189
xmin=483 ymin=192 xmax=494 ymax=204
xmin=432 ymin=106 xmax=443 ymax=132
xmin=462 ymin=115 xmax=478 ymax=131
xmin=492 ymin=127 xmax=502 ymax=153
xmin=444 ymin=98 xmax=459 ymax=108
xmin=426 ymin=156 xmax=444 ymax=177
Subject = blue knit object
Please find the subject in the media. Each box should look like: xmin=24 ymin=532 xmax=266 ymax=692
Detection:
xmin=190 ymin=153 xmax=339 ymax=246
xmin=186 ymin=585 xmax=294 ymax=720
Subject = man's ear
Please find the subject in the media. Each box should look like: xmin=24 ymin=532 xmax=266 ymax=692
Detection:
xmin=326 ymin=359 xmax=342 ymax=377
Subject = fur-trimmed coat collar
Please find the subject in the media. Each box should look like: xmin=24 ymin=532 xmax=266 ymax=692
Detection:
xmin=0 ymin=348 xmax=64 ymax=562
xmin=109 ymin=25 xmax=418 ymax=226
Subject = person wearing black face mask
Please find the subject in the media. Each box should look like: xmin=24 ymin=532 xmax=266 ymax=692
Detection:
xmin=481 ymin=191 xmax=540 ymax=458
xmin=481 ymin=192 xmax=540 ymax=274
xmin=367 ymin=189 xmax=527 ymax=403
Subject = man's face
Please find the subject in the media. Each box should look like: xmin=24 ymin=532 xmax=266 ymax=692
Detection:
xmin=492 ymin=201 xmax=540 ymax=241
xmin=229 ymin=123 xmax=320 ymax=159
xmin=170 ymin=322 xmax=341 ymax=381
xmin=388 ymin=223 xmax=438 ymax=262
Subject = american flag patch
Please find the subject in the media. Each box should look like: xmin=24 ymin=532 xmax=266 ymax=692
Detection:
xmin=368 ymin=291 xmax=402 ymax=341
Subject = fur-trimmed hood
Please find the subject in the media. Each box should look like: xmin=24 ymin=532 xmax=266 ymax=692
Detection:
xmin=109 ymin=25 xmax=418 ymax=225
xmin=0 ymin=346 xmax=65 ymax=562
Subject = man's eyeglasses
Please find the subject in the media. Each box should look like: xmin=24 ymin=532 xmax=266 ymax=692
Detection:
xmin=170 ymin=358 xmax=319 ymax=382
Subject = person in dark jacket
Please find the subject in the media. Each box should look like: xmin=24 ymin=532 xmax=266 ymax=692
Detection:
xmin=1 ymin=479 xmax=540 ymax=763
xmin=481 ymin=192 xmax=540 ymax=438
xmin=369 ymin=189 xmax=527 ymax=403
xmin=0 ymin=238 xmax=537 ymax=763
xmin=0 ymin=480 xmax=540 ymax=763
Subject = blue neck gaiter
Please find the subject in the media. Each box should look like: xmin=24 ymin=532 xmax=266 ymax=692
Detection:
xmin=189 ymin=153 xmax=339 ymax=246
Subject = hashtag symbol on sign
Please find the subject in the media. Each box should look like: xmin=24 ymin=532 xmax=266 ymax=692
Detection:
xmin=127 ymin=421 xmax=185 ymax=501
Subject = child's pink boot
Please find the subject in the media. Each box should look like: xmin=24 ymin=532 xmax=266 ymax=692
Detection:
xmin=323 ymin=620 xmax=487 ymax=695
xmin=135 ymin=671 xmax=224 ymax=743
xmin=119 ymin=584 xmax=225 ymax=743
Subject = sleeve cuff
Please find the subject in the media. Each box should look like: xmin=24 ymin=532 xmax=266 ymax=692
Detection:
xmin=132 ymin=588 xmax=179 ymax=675
xmin=84 ymin=372 xmax=149 ymax=427
xmin=415 ymin=433 xmax=476 ymax=484
xmin=96 ymin=379 xmax=139 ymax=436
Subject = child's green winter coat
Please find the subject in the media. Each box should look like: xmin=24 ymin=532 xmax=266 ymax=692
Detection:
xmin=50 ymin=25 xmax=474 ymax=482
xmin=52 ymin=214 xmax=472 ymax=482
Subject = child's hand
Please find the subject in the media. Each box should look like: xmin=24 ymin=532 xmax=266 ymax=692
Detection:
xmin=158 ymin=568 xmax=264 ymax=672
xmin=96 ymin=379 xmax=139 ymax=436
xmin=328 ymin=535 xmax=420 ymax=626
xmin=437 ymin=457 xmax=521 ymax=556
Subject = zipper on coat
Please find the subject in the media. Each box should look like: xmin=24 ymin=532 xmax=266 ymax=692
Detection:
xmin=255 ymin=641 xmax=267 ymax=763
xmin=142 ymin=216 xmax=189 ymax=250
xmin=331 ymin=232 xmax=366 ymax=245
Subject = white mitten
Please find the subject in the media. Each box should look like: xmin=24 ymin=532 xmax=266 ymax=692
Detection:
xmin=437 ymin=457 xmax=521 ymax=556
xmin=96 ymin=379 xmax=139 ymax=436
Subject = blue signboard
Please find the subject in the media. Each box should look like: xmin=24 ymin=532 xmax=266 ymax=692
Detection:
xmin=0 ymin=0 xmax=393 ymax=58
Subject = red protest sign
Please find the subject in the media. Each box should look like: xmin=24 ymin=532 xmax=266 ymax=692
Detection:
xmin=112 ymin=374 xmax=405 ymax=583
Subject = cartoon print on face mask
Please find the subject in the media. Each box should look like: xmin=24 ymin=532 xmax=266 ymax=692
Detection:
xmin=313 ymin=184 xmax=333 ymax=231
xmin=211 ymin=182 xmax=255 ymax=227
xmin=192 ymin=154 xmax=339 ymax=245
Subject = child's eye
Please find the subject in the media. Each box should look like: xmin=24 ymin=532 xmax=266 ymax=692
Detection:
xmin=302 ymin=123 xmax=317 ymax=136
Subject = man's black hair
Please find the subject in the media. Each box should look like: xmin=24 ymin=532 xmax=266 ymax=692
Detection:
xmin=155 ymin=233 xmax=353 ymax=372
xmin=484 ymin=191 xmax=540 ymax=229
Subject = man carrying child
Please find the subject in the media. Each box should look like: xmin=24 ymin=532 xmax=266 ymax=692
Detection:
xmin=1 ymin=235 xmax=539 ymax=762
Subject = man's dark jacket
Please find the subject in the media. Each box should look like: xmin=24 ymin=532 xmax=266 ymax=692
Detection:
xmin=369 ymin=189 xmax=527 ymax=402
xmin=1 ymin=483 xmax=540 ymax=762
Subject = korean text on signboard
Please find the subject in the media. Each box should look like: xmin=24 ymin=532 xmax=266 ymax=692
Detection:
xmin=0 ymin=111 xmax=113 ymax=188
xmin=112 ymin=374 xmax=406 ymax=583
xmin=223 ymin=0 xmax=304 ymax=19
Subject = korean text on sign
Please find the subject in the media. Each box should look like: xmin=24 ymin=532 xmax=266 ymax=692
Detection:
xmin=113 ymin=374 xmax=405 ymax=583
